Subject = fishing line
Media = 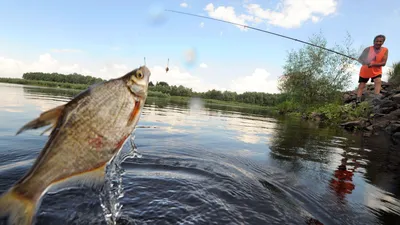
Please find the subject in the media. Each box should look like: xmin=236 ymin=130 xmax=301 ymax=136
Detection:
xmin=165 ymin=9 xmax=358 ymax=61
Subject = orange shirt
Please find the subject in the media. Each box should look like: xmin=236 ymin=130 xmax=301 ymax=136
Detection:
xmin=359 ymin=46 xmax=388 ymax=78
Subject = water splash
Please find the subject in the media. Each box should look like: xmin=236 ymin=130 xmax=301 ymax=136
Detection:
xmin=99 ymin=134 xmax=142 ymax=225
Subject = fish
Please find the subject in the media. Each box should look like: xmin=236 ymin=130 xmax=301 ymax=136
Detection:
xmin=0 ymin=66 xmax=151 ymax=225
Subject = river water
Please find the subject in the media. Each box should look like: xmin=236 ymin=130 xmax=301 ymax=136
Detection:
xmin=0 ymin=83 xmax=399 ymax=225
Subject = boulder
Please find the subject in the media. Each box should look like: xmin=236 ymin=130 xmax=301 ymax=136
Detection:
xmin=340 ymin=120 xmax=367 ymax=131
xmin=392 ymin=132 xmax=400 ymax=144
xmin=385 ymin=123 xmax=400 ymax=134
xmin=393 ymin=93 xmax=400 ymax=104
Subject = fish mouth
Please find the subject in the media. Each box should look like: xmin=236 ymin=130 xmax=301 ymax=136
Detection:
xmin=128 ymin=84 xmax=148 ymax=100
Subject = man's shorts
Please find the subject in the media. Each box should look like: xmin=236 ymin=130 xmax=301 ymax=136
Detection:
xmin=358 ymin=74 xmax=382 ymax=83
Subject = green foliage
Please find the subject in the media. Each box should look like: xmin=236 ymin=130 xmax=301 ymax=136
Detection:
xmin=23 ymin=72 xmax=105 ymax=85
xmin=278 ymin=31 xmax=358 ymax=107
xmin=276 ymin=100 xmax=300 ymax=114
xmin=307 ymin=101 xmax=371 ymax=124
xmin=148 ymin=91 xmax=170 ymax=98
xmin=149 ymin=83 xmax=193 ymax=97
xmin=148 ymin=81 xmax=288 ymax=107
xmin=341 ymin=101 xmax=372 ymax=120
xmin=388 ymin=61 xmax=400 ymax=87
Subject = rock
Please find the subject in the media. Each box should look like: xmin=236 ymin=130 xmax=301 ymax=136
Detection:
xmin=367 ymin=84 xmax=375 ymax=91
xmin=372 ymin=120 xmax=391 ymax=130
xmin=343 ymin=93 xmax=356 ymax=103
xmin=365 ymin=125 xmax=374 ymax=131
xmin=340 ymin=120 xmax=366 ymax=131
xmin=371 ymin=113 xmax=386 ymax=118
xmin=380 ymin=99 xmax=398 ymax=108
xmin=336 ymin=81 xmax=400 ymax=141
xmin=392 ymin=132 xmax=400 ymax=144
xmin=381 ymin=81 xmax=391 ymax=88
xmin=378 ymin=107 xmax=397 ymax=114
xmin=393 ymin=93 xmax=400 ymax=104
xmin=385 ymin=123 xmax=400 ymax=134
xmin=385 ymin=109 xmax=400 ymax=120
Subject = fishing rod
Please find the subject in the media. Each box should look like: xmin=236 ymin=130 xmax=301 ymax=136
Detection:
xmin=165 ymin=9 xmax=358 ymax=61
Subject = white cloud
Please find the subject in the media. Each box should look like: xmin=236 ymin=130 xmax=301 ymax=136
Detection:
xmin=199 ymin=22 xmax=204 ymax=28
xmin=148 ymin=65 xmax=221 ymax=92
xmin=50 ymin=48 xmax=82 ymax=53
xmin=204 ymin=3 xmax=254 ymax=31
xmin=229 ymin=68 xmax=280 ymax=94
xmin=199 ymin=63 xmax=208 ymax=68
xmin=245 ymin=0 xmax=337 ymax=28
xmin=205 ymin=0 xmax=338 ymax=29
xmin=0 ymin=53 xmax=92 ymax=78
xmin=180 ymin=2 xmax=188 ymax=8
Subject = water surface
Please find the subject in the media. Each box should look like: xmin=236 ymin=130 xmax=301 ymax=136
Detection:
xmin=0 ymin=83 xmax=399 ymax=225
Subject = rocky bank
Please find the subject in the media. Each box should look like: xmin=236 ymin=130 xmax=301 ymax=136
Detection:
xmin=341 ymin=81 xmax=400 ymax=143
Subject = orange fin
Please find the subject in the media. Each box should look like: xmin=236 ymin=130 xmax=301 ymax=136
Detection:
xmin=16 ymin=104 xmax=65 ymax=135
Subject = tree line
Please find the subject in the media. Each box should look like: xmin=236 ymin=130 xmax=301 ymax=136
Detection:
xmin=148 ymin=81 xmax=288 ymax=106
xmin=23 ymin=72 xmax=105 ymax=85
xmin=20 ymin=71 xmax=288 ymax=107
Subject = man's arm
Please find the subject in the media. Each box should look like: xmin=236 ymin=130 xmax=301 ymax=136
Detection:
xmin=369 ymin=49 xmax=389 ymax=67
xmin=357 ymin=47 xmax=369 ymax=65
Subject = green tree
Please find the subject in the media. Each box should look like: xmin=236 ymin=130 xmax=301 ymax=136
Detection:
xmin=388 ymin=61 xmax=400 ymax=87
xmin=278 ymin=32 xmax=358 ymax=107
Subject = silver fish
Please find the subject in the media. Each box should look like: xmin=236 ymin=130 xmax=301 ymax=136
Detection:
xmin=0 ymin=66 xmax=151 ymax=225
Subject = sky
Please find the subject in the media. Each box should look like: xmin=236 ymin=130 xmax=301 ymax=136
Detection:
xmin=0 ymin=0 xmax=399 ymax=94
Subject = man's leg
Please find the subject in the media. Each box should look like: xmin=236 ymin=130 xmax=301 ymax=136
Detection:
xmin=356 ymin=76 xmax=368 ymax=103
xmin=372 ymin=75 xmax=382 ymax=95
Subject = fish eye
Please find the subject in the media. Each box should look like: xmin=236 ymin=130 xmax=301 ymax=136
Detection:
xmin=135 ymin=70 xmax=144 ymax=79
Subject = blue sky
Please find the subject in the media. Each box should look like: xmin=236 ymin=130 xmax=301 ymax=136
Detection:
xmin=0 ymin=0 xmax=399 ymax=93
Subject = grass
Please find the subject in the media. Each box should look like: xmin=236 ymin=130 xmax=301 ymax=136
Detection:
xmin=0 ymin=77 xmax=89 ymax=90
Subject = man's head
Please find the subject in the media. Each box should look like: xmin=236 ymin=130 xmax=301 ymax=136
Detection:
xmin=373 ymin=34 xmax=386 ymax=49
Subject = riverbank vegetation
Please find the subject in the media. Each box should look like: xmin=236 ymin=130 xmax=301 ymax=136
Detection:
xmin=274 ymin=32 xmax=371 ymax=124
xmin=388 ymin=61 xmax=400 ymax=86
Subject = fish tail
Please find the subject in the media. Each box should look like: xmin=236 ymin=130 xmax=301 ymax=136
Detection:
xmin=0 ymin=188 xmax=36 ymax=225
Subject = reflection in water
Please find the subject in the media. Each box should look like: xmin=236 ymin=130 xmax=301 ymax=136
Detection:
xmin=329 ymin=156 xmax=359 ymax=202
xmin=0 ymin=83 xmax=399 ymax=225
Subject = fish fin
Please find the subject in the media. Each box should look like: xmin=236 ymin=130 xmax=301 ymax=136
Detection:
xmin=127 ymin=100 xmax=141 ymax=126
xmin=46 ymin=163 xmax=107 ymax=194
xmin=16 ymin=104 xmax=65 ymax=135
xmin=0 ymin=188 xmax=37 ymax=225
xmin=39 ymin=126 xmax=54 ymax=136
